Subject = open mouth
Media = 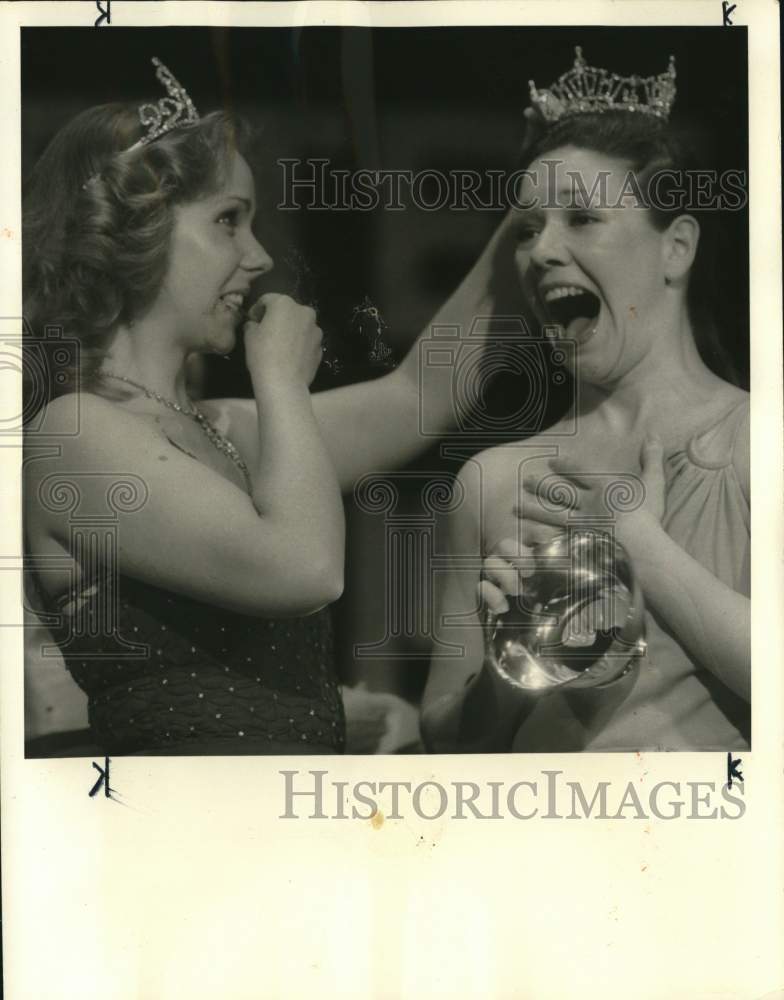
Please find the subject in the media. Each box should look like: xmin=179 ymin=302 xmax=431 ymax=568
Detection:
xmin=218 ymin=292 xmax=246 ymax=316
xmin=541 ymin=286 xmax=601 ymax=342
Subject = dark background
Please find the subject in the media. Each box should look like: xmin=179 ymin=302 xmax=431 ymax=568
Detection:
xmin=22 ymin=26 xmax=749 ymax=391
xmin=22 ymin=26 xmax=750 ymax=696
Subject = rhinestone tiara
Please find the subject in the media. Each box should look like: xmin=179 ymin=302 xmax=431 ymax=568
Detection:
xmin=81 ymin=58 xmax=200 ymax=191
xmin=528 ymin=47 xmax=677 ymax=124
xmin=128 ymin=57 xmax=200 ymax=151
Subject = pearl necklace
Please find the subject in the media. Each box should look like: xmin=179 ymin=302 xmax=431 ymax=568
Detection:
xmin=103 ymin=371 xmax=251 ymax=489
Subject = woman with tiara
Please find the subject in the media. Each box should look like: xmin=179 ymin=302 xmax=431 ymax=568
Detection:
xmin=23 ymin=58 xmax=505 ymax=756
xmin=421 ymin=49 xmax=750 ymax=752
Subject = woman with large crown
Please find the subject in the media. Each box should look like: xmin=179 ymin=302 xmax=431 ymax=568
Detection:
xmin=421 ymin=48 xmax=750 ymax=752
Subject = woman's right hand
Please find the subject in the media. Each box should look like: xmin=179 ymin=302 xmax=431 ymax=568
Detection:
xmin=244 ymin=293 xmax=323 ymax=388
xmin=478 ymin=537 xmax=537 ymax=619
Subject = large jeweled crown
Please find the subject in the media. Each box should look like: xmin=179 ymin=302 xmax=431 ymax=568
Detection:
xmin=529 ymin=47 xmax=677 ymax=124
xmin=129 ymin=57 xmax=200 ymax=150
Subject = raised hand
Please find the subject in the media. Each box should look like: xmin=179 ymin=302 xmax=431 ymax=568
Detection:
xmin=244 ymin=293 xmax=323 ymax=388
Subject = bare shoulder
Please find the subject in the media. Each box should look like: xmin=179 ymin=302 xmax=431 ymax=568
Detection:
xmin=717 ymin=383 xmax=749 ymax=409
xmin=25 ymin=395 xmax=151 ymax=545
xmin=24 ymin=393 xmax=171 ymax=533
xmin=457 ymin=435 xmax=562 ymax=502
xmin=34 ymin=391 xmax=148 ymax=431
xmin=694 ymin=381 xmax=748 ymax=431
xmin=28 ymin=392 xmax=166 ymax=465
xmin=689 ymin=385 xmax=749 ymax=476
xmin=450 ymin=439 xmax=558 ymax=553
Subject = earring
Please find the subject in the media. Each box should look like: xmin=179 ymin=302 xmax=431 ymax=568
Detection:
xmin=664 ymin=276 xmax=671 ymax=286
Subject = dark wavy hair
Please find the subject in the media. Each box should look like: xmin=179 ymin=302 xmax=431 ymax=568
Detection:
xmin=521 ymin=110 xmax=743 ymax=385
xmin=23 ymin=104 xmax=252 ymax=400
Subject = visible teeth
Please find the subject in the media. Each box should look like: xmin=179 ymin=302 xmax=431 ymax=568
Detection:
xmin=220 ymin=292 xmax=244 ymax=311
xmin=543 ymin=285 xmax=590 ymax=303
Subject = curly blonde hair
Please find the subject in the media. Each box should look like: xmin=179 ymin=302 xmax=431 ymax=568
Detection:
xmin=23 ymin=104 xmax=251 ymax=396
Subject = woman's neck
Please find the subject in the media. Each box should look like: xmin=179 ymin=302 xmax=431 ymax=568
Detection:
xmin=99 ymin=324 xmax=192 ymax=406
xmin=575 ymin=327 xmax=739 ymax=443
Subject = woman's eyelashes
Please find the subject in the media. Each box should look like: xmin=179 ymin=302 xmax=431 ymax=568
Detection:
xmin=514 ymin=210 xmax=600 ymax=246
xmin=216 ymin=207 xmax=240 ymax=231
xmin=567 ymin=209 xmax=601 ymax=228
xmin=514 ymin=219 xmax=543 ymax=244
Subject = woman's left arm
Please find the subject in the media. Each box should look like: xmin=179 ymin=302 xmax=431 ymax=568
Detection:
xmin=624 ymin=418 xmax=750 ymax=701
xmin=312 ymin=211 xmax=518 ymax=490
xmin=616 ymin=511 xmax=750 ymax=701
xmin=519 ymin=437 xmax=751 ymax=702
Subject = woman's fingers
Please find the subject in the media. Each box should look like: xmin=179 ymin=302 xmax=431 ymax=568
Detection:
xmin=639 ymin=434 xmax=666 ymax=522
xmin=518 ymin=520 xmax=564 ymax=546
xmin=478 ymin=579 xmax=509 ymax=617
xmin=493 ymin=537 xmax=537 ymax=577
xmin=244 ymin=294 xmax=323 ymax=386
xmin=513 ymin=495 xmax=570 ymax=527
xmin=546 ymin=457 xmax=595 ymax=487
xmin=482 ymin=554 xmax=523 ymax=597
xmin=247 ymin=290 xmax=289 ymax=323
xmin=479 ymin=537 xmax=538 ymax=616
xmin=640 ymin=435 xmax=665 ymax=488
xmin=521 ymin=474 xmax=584 ymax=513
xmin=246 ymin=297 xmax=267 ymax=323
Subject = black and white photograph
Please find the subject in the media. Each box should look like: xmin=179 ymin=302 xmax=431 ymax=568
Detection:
xmin=19 ymin=21 xmax=750 ymax=757
xmin=1 ymin=3 xmax=781 ymax=998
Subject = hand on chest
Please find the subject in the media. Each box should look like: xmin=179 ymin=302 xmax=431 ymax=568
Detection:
xmin=481 ymin=431 xmax=645 ymax=554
